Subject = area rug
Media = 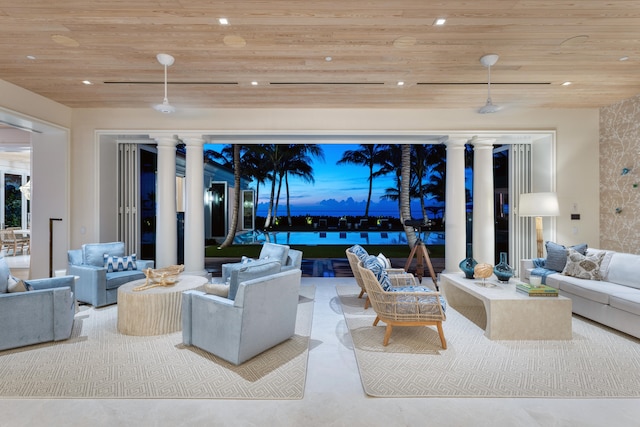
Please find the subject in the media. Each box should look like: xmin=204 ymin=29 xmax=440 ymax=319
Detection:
xmin=0 ymin=286 xmax=315 ymax=399
xmin=337 ymin=285 xmax=640 ymax=398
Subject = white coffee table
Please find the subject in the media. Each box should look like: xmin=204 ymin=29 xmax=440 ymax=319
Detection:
xmin=117 ymin=274 xmax=208 ymax=336
xmin=440 ymin=272 xmax=572 ymax=340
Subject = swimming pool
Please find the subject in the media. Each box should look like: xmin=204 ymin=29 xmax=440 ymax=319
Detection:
xmin=234 ymin=230 xmax=445 ymax=246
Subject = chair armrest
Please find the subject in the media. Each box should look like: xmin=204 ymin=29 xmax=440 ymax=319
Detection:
xmin=26 ymin=275 xmax=75 ymax=295
xmin=386 ymin=267 xmax=406 ymax=274
xmin=389 ymin=273 xmax=418 ymax=288
xmin=136 ymin=260 xmax=154 ymax=271
xmin=67 ymin=264 xmax=106 ymax=305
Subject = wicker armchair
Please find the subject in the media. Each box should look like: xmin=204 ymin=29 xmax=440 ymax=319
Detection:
xmin=357 ymin=260 xmax=447 ymax=348
xmin=346 ymin=246 xmax=405 ymax=309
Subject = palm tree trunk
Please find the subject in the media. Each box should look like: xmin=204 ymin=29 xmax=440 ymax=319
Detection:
xmin=400 ymin=144 xmax=416 ymax=247
xmin=285 ymin=172 xmax=292 ymax=226
xmin=219 ymin=144 xmax=241 ymax=248
xmin=365 ymin=164 xmax=373 ymax=217
xmin=264 ymin=176 xmax=277 ymax=228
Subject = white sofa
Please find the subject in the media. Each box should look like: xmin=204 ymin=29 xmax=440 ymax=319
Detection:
xmin=521 ymin=247 xmax=640 ymax=339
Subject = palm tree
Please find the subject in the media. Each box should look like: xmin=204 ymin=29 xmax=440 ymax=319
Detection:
xmin=281 ymin=144 xmax=324 ymax=226
xmin=260 ymin=145 xmax=287 ymax=229
xmin=400 ymin=144 xmax=417 ymax=247
xmin=218 ymin=144 xmax=241 ymax=248
xmin=336 ymin=144 xmax=386 ymax=217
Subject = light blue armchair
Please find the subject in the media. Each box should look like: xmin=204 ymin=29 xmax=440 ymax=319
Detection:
xmin=0 ymin=257 xmax=76 ymax=351
xmin=68 ymin=241 xmax=154 ymax=307
xmin=182 ymin=268 xmax=302 ymax=365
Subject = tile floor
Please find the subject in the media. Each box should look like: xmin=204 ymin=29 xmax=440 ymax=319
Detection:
xmin=1 ymin=277 xmax=640 ymax=426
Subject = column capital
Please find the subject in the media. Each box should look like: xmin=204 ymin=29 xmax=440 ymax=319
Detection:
xmin=470 ymin=138 xmax=496 ymax=148
xmin=178 ymin=134 xmax=206 ymax=146
xmin=444 ymin=137 xmax=468 ymax=148
xmin=149 ymin=133 xmax=178 ymax=146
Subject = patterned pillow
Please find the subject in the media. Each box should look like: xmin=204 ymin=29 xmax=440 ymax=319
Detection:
xmin=241 ymin=256 xmax=254 ymax=264
xmin=545 ymin=241 xmax=588 ymax=272
xmin=377 ymin=253 xmax=391 ymax=269
xmin=349 ymin=244 xmax=368 ymax=260
xmin=362 ymin=254 xmax=392 ymax=291
xmin=7 ymin=275 xmax=27 ymax=293
xmin=562 ymin=248 xmax=604 ymax=280
xmin=104 ymin=253 xmax=137 ymax=272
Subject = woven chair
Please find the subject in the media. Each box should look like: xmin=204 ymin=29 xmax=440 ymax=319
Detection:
xmin=346 ymin=247 xmax=405 ymax=309
xmin=357 ymin=260 xmax=447 ymax=348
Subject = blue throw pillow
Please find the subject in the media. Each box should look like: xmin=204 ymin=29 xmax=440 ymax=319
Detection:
xmin=104 ymin=253 xmax=137 ymax=272
xmin=349 ymin=244 xmax=368 ymax=260
xmin=545 ymin=242 xmax=587 ymax=272
xmin=363 ymin=254 xmax=392 ymax=291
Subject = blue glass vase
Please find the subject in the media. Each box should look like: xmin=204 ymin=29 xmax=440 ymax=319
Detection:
xmin=459 ymin=243 xmax=477 ymax=279
xmin=494 ymin=252 xmax=514 ymax=283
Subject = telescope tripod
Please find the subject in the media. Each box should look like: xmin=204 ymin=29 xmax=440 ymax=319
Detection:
xmin=403 ymin=233 xmax=439 ymax=291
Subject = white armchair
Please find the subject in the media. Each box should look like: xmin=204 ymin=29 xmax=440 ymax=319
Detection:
xmin=182 ymin=268 xmax=302 ymax=365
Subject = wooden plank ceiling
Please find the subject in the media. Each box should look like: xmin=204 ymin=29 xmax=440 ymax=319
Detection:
xmin=1 ymin=0 xmax=640 ymax=111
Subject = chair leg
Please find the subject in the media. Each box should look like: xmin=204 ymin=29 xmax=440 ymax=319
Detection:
xmin=358 ymin=288 xmax=365 ymax=298
xmin=373 ymin=316 xmax=380 ymax=326
xmin=364 ymin=296 xmax=370 ymax=310
xmin=437 ymin=322 xmax=447 ymax=349
xmin=383 ymin=324 xmax=393 ymax=346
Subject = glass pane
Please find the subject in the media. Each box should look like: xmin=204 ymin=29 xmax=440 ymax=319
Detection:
xmin=5 ymin=174 xmax=22 ymax=228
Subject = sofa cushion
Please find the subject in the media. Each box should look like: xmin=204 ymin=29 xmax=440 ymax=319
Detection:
xmin=609 ymin=292 xmax=640 ymax=316
xmin=83 ymin=242 xmax=124 ymax=267
xmin=558 ymin=276 xmax=629 ymax=305
xmin=228 ymin=259 xmax=282 ymax=300
xmin=259 ymin=243 xmax=289 ymax=266
xmin=562 ymin=248 xmax=604 ymax=280
xmin=104 ymin=253 xmax=137 ymax=272
xmin=605 ymin=252 xmax=640 ymax=289
xmin=0 ymin=257 xmax=9 ymax=293
xmin=545 ymin=241 xmax=587 ymax=272
xmin=105 ymin=270 xmax=145 ymax=290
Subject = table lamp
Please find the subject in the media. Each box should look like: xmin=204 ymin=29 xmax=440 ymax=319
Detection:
xmin=519 ymin=192 xmax=560 ymax=258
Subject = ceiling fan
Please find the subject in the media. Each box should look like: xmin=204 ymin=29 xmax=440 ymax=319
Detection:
xmin=478 ymin=54 xmax=502 ymax=114
xmin=153 ymin=53 xmax=176 ymax=114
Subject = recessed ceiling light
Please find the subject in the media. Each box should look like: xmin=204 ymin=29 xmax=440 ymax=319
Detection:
xmin=82 ymin=80 xmax=92 ymax=85
xmin=26 ymin=55 xmax=36 ymax=60
xmin=251 ymin=81 xmax=258 ymax=86
xmin=619 ymin=56 xmax=630 ymax=61
xmin=434 ymin=18 xmax=447 ymax=26
xmin=397 ymin=81 xmax=405 ymax=86
xmin=219 ymin=18 xmax=229 ymax=25
xmin=562 ymin=81 xmax=572 ymax=86
xmin=325 ymin=56 xmax=332 ymax=62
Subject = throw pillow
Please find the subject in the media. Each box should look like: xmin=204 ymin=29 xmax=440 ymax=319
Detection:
xmin=363 ymin=254 xmax=392 ymax=291
xmin=204 ymin=282 xmax=230 ymax=298
xmin=7 ymin=275 xmax=27 ymax=293
xmin=377 ymin=253 xmax=391 ymax=269
xmin=349 ymin=244 xmax=368 ymax=260
xmin=562 ymin=248 xmax=604 ymax=280
xmin=545 ymin=241 xmax=588 ymax=272
xmin=104 ymin=253 xmax=137 ymax=272
xmin=241 ymin=256 xmax=254 ymax=264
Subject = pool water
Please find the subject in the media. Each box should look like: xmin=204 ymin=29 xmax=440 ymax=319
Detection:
xmin=234 ymin=230 xmax=445 ymax=246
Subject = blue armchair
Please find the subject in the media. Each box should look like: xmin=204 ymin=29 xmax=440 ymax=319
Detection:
xmin=68 ymin=241 xmax=154 ymax=307
xmin=0 ymin=257 xmax=76 ymax=351
xmin=182 ymin=268 xmax=302 ymax=365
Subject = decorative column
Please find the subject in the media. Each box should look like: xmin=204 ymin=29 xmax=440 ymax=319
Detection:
xmin=180 ymin=134 xmax=207 ymax=276
xmin=471 ymin=139 xmax=496 ymax=265
xmin=443 ymin=138 xmax=468 ymax=273
xmin=151 ymin=134 xmax=178 ymax=268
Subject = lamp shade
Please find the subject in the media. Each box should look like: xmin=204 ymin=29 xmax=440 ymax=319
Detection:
xmin=519 ymin=192 xmax=559 ymax=217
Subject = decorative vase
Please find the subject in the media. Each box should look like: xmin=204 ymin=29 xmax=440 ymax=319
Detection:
xmin=494 ymin=252 xmax=514 ymax=283
xmin=459 ymin=243 xmax=478 ymax=279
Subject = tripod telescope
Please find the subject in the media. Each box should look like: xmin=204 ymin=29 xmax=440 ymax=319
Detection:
xmin=403 ymin=219 xmax=439 ymax=291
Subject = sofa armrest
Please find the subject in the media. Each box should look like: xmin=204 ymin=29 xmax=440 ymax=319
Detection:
xmin=136 ymin=260 xmax=154 ymax=271
xmin=520 ymin=259 xmax=535 ymax=279
xmin=27 ymin=275 xmax=76 ymax=295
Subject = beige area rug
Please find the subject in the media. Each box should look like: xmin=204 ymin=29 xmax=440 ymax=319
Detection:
xmin=337 ymin=285 xmax=640 ymax=398
xmin=0 ymin=286 xmax=315 ymax=399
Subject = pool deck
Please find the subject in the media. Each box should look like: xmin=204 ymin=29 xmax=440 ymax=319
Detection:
xmin=205 ymin=256 xmax=445 ymax=278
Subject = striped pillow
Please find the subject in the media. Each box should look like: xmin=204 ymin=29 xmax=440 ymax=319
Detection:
xmin=104 ymin=253 xmax=137 ymax=272
xmin=363 ymin=254 xmax=392 ymax=291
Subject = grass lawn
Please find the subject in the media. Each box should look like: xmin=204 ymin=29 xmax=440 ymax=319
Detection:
xmin=205 ymin=244 xmax=445 ymax=259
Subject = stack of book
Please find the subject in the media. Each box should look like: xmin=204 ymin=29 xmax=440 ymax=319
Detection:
xmin=516 ymin=282 xmax=559 ymax=297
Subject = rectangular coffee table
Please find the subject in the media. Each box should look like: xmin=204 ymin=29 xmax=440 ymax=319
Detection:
xmin=440 ymin=272 xmax=572 ymax=340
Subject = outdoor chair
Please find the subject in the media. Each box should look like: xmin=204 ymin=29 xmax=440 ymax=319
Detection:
xmin=0 ymin=229 xmax=28 ymax=256
xmin=345 ymin=245 xmax=406 ymax=309
xmin=357 ymin=258 xmax=447 ymax=348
